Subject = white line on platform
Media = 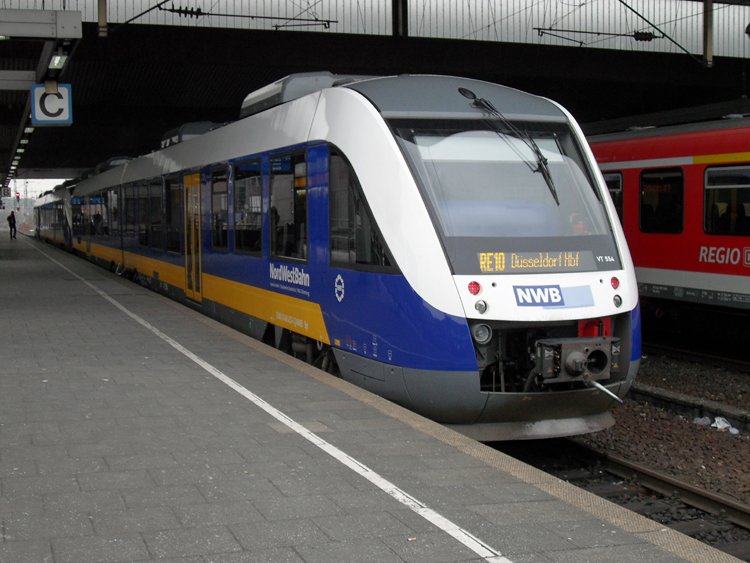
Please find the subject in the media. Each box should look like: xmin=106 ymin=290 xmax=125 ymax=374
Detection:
xmin=36 ymin=244 xmax=511 ymax=563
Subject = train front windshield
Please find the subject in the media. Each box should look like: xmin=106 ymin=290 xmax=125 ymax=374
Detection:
xmin=390 ymin=119 xmax=622 ymax=274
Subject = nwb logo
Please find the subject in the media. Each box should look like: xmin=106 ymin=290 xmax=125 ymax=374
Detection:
xmin=514 ymin=285 xmax=565 ymax=306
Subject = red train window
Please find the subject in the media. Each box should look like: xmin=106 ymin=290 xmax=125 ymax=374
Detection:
xmin=704 ymin=166 xmax=750 ymax=236
xmin=639 ymin=168 xmax=683 ymax=234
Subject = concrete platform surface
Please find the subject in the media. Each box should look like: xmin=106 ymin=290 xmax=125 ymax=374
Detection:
xmin=0 ymin=231 xmax=739 ymax=562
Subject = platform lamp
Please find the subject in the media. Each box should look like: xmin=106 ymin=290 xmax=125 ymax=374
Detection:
xmin=48 ymin=48 xmax=68 ymax=70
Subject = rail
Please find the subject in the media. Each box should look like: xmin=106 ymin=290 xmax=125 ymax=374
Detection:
xmin=584 ymin=443 xmax=750 ymax=531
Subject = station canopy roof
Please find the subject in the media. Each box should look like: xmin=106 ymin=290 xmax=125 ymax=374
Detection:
xmin=2 ymin=1 xmax=750 ymax=188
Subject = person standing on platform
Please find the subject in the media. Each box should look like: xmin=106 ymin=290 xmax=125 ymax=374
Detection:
xmin=7 ymin=211 xmax=16 ymax=239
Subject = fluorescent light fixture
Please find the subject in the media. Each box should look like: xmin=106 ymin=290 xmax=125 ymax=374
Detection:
xmin=48 ymin=51 xmax=68 ymax=70
xmin=20 ymin=139 xmax=29 ymax=145
xmin=24 ymin=127 xmax=34 ymax=134
xmin=16 ymin=148 xmax=25 ymax=154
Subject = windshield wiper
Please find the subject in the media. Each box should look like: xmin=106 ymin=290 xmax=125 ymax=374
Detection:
xmin=458 ymin=87 xmax=560 ymax=206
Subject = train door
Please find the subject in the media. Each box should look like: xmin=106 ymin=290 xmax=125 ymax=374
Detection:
xmin=184 ymin=173 xmax=203 ymax=302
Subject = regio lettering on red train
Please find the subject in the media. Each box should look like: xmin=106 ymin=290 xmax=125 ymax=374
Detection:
xmin=698 ymin=246 xmax=749 ymax=266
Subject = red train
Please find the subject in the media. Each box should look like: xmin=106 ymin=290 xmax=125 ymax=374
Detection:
xmin=588 ymin=117 xmax=750 ymax=354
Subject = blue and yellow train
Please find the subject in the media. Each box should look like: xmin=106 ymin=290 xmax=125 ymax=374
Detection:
xmin=35 ymin=72 xmax=641 ymax=440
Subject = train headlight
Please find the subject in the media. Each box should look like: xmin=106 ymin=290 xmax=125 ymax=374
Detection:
xmin=613 ymin=295 xmax=622 ymax=308
xmin=474 ymin=300 xmax=488 ymax=314
xmin=472 ymin=323 xmax=493 ymax=344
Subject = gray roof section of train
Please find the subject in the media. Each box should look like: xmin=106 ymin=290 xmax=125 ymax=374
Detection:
xmin=240 ymin=71 xmax=375 ymax=119
xmin=345 ymin=75 xmax=567 ymax=122
xmin=239 ymin=72 xmax=568 ymax=123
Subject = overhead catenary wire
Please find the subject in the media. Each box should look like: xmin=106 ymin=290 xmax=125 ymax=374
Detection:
xmin=615 ymin=0 xmax=703 ymax=64
xmin=158 ymin=2 xmax=337 ymax=29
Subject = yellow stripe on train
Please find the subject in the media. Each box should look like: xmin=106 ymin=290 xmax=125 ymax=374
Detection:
xmin=203 ymin=274 xmax=331 ymax=345
xmin=122 ymin=252 xmax=185 ymax=289
xmin=84 ymin=242 xmax=328 ymax=344
xmin=693 ymin=151 xmax=750 ymax=165
xmin=89 ymin=242 xmax=120 ymax=264
xmin=85 ymin=241 xmax=186 ymax=290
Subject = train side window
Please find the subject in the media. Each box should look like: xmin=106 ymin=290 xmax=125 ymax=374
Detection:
xmin=148 ymin=178 xmax=164 ymax=250
xmin=705 ymin=166 xmax=750 ymax=236
xmin=639 ymin=168 xmax=683 ymax=234
xmin=71 ymin=196 xmax=85 ymax=237
xmin=233 ymin=158 xmax=262 ymax=255
xmin=124 ymin=184 xmax=136 ymax=240
xmin=90 ymin=192 xmax=108 ymax=238
xmin=110 ymin=188 xmax=120 ymax=237
xmin=165 ymin=176 xmax=183 ymax=253
xmin=210 ymin=167 xmax=229 ymax=252
xmin=329 ymin=150 xmax=393 ymax=269
xmin=135 ymin=181 xmax=151 ymax=246
xmin=602 ymin=172 xmax=623 ymax=222
xmin=270 ymin=152 xmax=307 ymax=261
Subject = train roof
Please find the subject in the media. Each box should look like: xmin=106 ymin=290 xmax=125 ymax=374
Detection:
xmin=240 ymin=72 xmax=568 ymax=123
xmin=34 ymin=181 xmax=74 ymax=207
xmin=345 ymin=74 xmax=566 ymax=122
xmin=160 ymin=122 xmax=224 ymax=148
xmin=239 ymin=71 xmax=375 ymax=118
xmin=588 ymin=114 xmax=750 ymax=143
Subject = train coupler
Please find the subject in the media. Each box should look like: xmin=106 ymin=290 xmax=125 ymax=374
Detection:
xmin=534 ymin=336 xmax=621 ymax=384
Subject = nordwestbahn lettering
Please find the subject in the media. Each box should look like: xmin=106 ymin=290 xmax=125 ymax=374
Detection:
xmin=514 ymin=285 xmax=565 ymax=306
xmin=269 ymin=263 xmax=310 ymax=287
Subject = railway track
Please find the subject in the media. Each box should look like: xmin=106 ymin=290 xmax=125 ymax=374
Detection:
xmin=628 ymin=383 xmax=750 ymax=434
xmin=495 ymin=438 xmax=750 ymax=561
xmin=643 ymin=343 xmax=750 ymax=375
xmin=634 ymin=347 xmax=750 ymax=432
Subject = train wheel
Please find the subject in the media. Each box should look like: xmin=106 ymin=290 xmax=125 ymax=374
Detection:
xmin=264 ymin=325 xmax=340 ymax=376
xmin=273 ymin=326 xmax=292 ymax=354
xmin=313 ymin=344 xmax=340 ymax=377
xmin=290 ymin=333 xmax=313 ymax=362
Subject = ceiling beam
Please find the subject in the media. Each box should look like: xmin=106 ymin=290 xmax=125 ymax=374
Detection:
xmin=0 ymin=70 xmax=35 ymax=91
xmin=0 ymin=9 xmax=82 ymax=40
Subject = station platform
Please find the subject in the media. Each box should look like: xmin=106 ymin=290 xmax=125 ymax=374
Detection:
xmin=0 ymin=230 xmax=739 ymax=563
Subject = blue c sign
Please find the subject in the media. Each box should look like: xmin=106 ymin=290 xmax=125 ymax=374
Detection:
xmin=31 ymin=83 xmax=73 ymax=126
